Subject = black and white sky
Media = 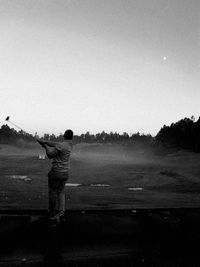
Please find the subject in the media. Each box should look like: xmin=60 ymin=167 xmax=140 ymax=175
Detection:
xmin=1 ymin=0 xmax=199 ymax=135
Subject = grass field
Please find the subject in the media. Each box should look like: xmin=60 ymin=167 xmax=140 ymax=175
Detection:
xmin=0 ymin=143 xmax=200 ymax=210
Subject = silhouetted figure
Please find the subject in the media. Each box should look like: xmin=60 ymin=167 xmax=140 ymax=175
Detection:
xmin=37 ymin=129 xmax=73 ymax=226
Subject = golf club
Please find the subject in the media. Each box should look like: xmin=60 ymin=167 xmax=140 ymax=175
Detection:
xmin=5 ymin=116 xmax=48 ymax=149
xmin=5 ymin=116 xmax=43 ymax=145
xmin=5 ymin=116 xmax=27 ymax=133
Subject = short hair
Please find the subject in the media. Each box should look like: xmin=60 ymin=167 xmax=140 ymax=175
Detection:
xmin=64 ymin=129 xmax=73 ymax=140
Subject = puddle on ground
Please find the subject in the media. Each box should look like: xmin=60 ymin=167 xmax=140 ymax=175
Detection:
xmin=128 ymin=187 xmax=144 ymax=191
xmin=90 ymin=184 xmax=110 ymax=187
xmin=65 ymin=183 xmax=110 ymax=187
xmin=9 ymin=175 xmax=32 ymax=181
xmin=65 ymin=183 xmax=81 ymax=187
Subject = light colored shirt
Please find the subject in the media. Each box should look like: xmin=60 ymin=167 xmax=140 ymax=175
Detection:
xmin=50 ymin=141 xmax=73 ymax=172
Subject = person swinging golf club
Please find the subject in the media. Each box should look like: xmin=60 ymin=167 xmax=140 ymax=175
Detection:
xmin=37 ymin=129 xmax=73 ymax=226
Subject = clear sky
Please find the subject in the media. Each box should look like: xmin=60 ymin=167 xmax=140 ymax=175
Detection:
xmin=0 ymin=0 xmax=199 ymax=136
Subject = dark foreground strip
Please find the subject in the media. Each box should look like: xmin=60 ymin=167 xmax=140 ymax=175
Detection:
xmin=0 ymin=208 xmax=200 ymax=266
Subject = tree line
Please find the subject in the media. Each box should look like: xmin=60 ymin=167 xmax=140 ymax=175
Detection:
xmin=0 ymin=124 xmax=153 ymax=146
xmin=0 ymin=125 xmax=35 ymax=144
xmin=0 ymin=115 xmax=199 ymax=152
xmin=155 ymin=116 xmax=200 ymax=152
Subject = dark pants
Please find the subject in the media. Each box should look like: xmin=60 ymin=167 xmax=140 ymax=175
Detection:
xmin=48 ymin=170 xmax=69 ymax=218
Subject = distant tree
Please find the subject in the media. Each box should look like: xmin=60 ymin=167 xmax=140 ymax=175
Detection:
xmin=49 ymin=134 xmax=56 ymax=141
xmin=0 ymin=124 xmax=34 ymax=144
xmin=0 ymin=124 xmax=154 ymax=147
xmin=156 ymin=116 xmax=200 ymax=152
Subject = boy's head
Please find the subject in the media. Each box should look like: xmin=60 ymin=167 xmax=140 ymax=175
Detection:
xmin=64 ymin=129 xmax=73 ymax=140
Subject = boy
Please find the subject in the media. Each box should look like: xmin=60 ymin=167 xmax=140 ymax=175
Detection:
xmin=37 ymin=129 xmax=73 ymax=226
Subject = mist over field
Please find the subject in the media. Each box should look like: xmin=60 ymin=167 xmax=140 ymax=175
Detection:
xmin=0 ymin=141 xmax=200 ymax=210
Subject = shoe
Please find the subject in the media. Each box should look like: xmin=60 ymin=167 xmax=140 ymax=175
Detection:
xmin=59 ymin=215 xmax=66 ymax=224
xmin=48 ymin=217 xmax=57 ymax=228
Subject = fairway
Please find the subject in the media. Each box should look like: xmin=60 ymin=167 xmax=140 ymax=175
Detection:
xmin=1 ymin=143 xmax=200 ymax=210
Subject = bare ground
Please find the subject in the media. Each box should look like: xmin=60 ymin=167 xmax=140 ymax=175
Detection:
xmin=0 ymin=143 xmax=200 ymax=210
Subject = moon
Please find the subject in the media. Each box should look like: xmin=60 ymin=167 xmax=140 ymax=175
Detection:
xmin=163 ymin=56 xmax=167 ymax=61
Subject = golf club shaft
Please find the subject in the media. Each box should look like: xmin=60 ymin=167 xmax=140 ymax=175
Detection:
xmin=7 ymin=120 xmax=25 ymax=132
xmin=7 ymin=120 xmax=33 ymax=138
xmin=5 ymin=117 xmax=40 ymax=143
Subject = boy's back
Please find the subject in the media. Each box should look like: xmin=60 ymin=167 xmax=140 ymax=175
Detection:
xmin=52 ymin=141 xmax=73 ymax=173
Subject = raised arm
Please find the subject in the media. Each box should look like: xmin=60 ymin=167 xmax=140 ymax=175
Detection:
xmin=43 ymin=141 xmax=57 ymax=147
xmin=37 ymin=139 xmax=57 ymax=147
xmin=44 ymin=145 xmax=58 ymax=159
xmin=37 ymin=139 xmax=59 ymax=158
